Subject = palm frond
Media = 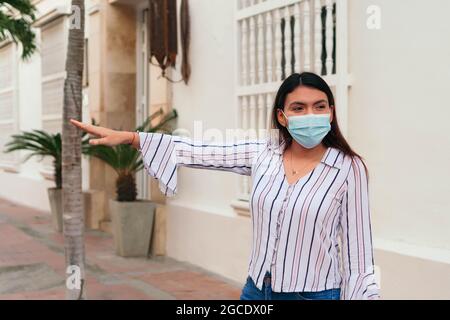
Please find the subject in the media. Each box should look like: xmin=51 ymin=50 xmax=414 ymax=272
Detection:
xmin=136 ymin=108 xmax=164 ymax=132
xmin=0 ymin=0 xmax=37 ymax=59
xmin=3 ymin=119 xmax=98 ymax=188
xmin=139 ymin=109 xmax=178 ymax=134
xmin=83 ymin=144 xmax=120 ymax=175
xmin=4 ymin=130 xmax=59 ymax=158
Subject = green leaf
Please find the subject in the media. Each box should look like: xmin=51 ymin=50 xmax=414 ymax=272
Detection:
xmin=0 ymin=0 xmax=37 ymax=59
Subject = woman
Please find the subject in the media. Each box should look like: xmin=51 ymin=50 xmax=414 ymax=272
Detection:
xmin=70 ymin=72 xmax=380 ymax=300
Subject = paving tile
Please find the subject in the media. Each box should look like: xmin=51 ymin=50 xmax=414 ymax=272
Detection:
xmin=0 ymin=198 xmax=242 ymax=300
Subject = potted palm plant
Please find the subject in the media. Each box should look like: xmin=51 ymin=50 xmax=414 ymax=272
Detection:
xmin=85 ymin=108 xmax=178 ymax=257
xmin=3 ymin=121 xmax=95 ymax=232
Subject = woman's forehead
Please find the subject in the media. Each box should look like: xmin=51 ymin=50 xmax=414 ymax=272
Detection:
xmin=285 ymin=86 xmax=328 ymax=105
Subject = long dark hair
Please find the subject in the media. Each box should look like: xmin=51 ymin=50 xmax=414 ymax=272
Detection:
xmin=271 ymin=72 xmax=368 ymax=175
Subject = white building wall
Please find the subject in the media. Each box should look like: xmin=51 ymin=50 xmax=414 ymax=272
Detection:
xmin=348 ymin=0 xmax=450 ymax=252
xmin=0 ymin=0 xmax=92 ymax=212
xmin=163 ymin=0 xmax=255 ymax=285
xmin=347 ymin=0 xmax=450 ymax=298
xmin=169 ymin=0 xmax=241 ymax=218
xmin=0 ymin=23 xmax=54 ymax=211
xmin=166 ymin=0 xmax=450 ymax=298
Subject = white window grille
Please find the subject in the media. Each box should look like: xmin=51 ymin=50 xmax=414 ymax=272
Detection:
xmin=233 ymin=0 xmax=351 ymax=213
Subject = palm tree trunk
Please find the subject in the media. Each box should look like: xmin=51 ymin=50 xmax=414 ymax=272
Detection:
xmin=62 ymin=0 xmax=86 ymax=300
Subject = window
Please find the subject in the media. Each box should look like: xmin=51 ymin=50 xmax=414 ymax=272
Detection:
xmin=41 ymin=17 xmax=67 ymax=133
xmin=0 ymin=42 xmax=19 ymax=169
xmin=40 ymin=17 xmax=68 ymax=172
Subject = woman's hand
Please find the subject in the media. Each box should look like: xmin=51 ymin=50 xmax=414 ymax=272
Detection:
xmin=69 ymin=119 xmax=137 ymax=147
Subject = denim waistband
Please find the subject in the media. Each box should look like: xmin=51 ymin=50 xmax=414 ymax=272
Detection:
xmin=263 ymin=271 xmax=271 ymax=285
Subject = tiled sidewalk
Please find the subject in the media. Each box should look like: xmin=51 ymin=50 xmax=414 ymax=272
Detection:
xmin=0 ymin=198 xmax=242 ymax=300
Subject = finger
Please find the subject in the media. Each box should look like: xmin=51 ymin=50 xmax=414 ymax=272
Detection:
xmin=70 ymin=119 xmax=102 ymax=136
xmin=70 ymin=119 xmax=84 ymax=127
xmin=89 ymin=137 xmax=109 ymax=146
xmin=70 ymin=119 xmax=90 ymax=131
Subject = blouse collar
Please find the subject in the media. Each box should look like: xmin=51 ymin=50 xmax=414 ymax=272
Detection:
xmin=268 ymin=138 xmax=343 ymax=170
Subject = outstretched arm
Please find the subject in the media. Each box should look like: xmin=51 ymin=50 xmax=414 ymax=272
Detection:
xmin=69 ymin=119 xmax=267 ymax=196
xmin=138 ymin=132 xmax=267 ymax=196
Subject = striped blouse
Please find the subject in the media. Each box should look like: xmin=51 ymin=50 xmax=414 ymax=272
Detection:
xmin=138 ymin=132 xmax=381 ymax=300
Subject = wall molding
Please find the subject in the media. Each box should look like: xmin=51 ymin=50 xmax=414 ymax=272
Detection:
xmin=32 ymin=5 xmax=71 ymax=28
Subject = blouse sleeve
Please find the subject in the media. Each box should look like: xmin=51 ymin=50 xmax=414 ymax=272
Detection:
xmin=138 ymin=132 xmax=267 ymax=197
xmin=339 ymin=156 xmax=381 ymax=300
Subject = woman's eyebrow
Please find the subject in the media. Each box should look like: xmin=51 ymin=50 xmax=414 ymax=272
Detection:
xmin=289 ymin=99 xmax=328 ymax=106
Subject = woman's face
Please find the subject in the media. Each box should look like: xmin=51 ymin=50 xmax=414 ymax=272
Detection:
xmin=277 ymin=86 xmax=334 ymax=128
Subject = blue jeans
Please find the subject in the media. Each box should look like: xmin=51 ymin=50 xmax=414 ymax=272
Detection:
xmin=240 ymin=272 xmax=341 ymax=300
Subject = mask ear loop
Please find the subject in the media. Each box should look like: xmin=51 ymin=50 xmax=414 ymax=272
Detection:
xmin=279 ymin=108 xmax=289 ymax=128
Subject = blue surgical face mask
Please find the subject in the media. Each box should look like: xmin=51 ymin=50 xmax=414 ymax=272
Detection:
xmin=281 ymin=110 xmax=332 ymax=149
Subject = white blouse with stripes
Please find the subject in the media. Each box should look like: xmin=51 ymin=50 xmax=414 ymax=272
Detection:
xmin=138 ymin=132 xmax=381 ymax=300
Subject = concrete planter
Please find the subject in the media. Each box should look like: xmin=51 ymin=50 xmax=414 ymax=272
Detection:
xmin=47 ymin=188 xmax=63 ymax=232
xmin=83 ymin=190 xmax=105 ymax=230
xmin=47 ymin=188 xmax=104 ymax=233
xmin=109 ymin=199 xmax=155 ymax=257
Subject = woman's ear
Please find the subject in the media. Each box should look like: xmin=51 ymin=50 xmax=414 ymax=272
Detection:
xmin=277 ymin=108 xmax=288 ymax=128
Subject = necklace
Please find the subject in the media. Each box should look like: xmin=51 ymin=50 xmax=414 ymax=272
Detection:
xmin=290 ymin=148 xmax=308 ymax=175
xmin=289 ymin=147 xmax=321 ymax=175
